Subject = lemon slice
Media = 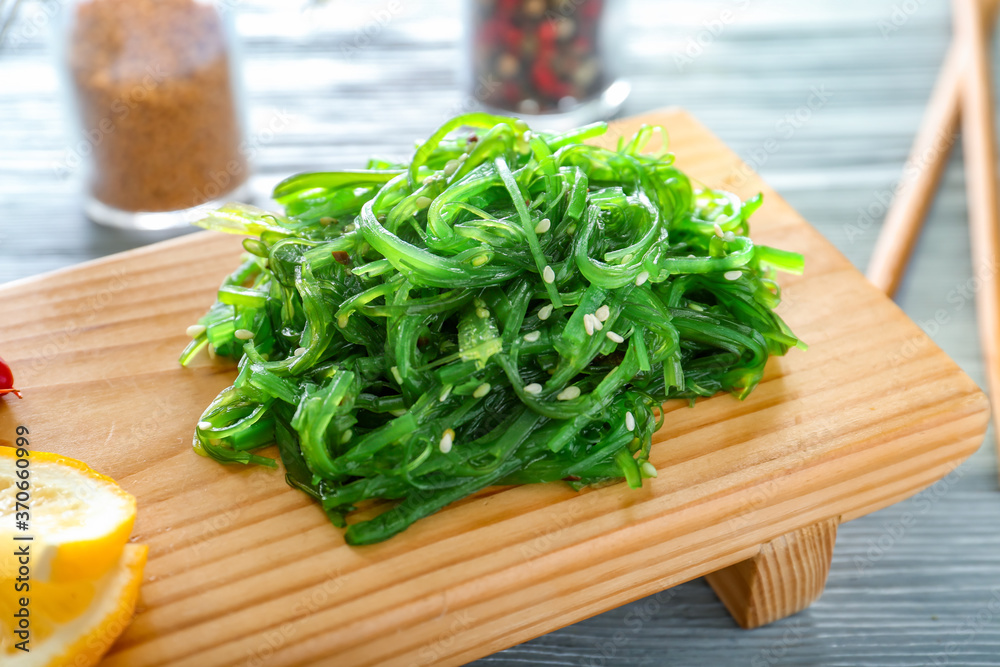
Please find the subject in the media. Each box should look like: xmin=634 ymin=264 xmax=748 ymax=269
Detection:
xmin=0 ymin=448 xmax=136 ymax=582
xmin=0 ymin=449 xmax=146 ymax=666
xmin=0 ymin=543 xmax=147 ymax=666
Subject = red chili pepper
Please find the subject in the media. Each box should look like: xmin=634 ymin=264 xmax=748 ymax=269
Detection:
xmin=0 ymin=356 xmax=22 ymax=399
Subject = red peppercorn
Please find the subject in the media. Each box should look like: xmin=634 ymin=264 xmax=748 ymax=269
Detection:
xmin=0 ymin=356 xmax=22 ymax=399
xmin=501 ymin=24 xmax=522 ymax=50
xmin=470 ymin=0 xmax=607 ymax=113
xmin=531 ymin=59 xmax=565 ymax=99
xmin=581 ymin=0 xmax=602 ymax=18
xmin=538 ymin=19 xmax=557 ymax=45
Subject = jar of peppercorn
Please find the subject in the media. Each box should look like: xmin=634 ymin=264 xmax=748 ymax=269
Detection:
xmin=59 ymin=0 xmax=250 ymax=229
xmin=466 ymin=0 xmax=629 ymax=128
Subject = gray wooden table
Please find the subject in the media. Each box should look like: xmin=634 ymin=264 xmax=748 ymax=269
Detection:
xmin=3 ymin=1 xmax=1000 ymax=665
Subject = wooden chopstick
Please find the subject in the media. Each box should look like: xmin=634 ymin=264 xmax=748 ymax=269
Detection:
xmin=954 ymin=0 xmax=1000 ymax=478
xmin=867 ymin=0 xmax=1000 ymax=296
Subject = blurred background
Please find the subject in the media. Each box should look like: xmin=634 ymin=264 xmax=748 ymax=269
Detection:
xmin=2 ymin=0 xmax=999 ymax=664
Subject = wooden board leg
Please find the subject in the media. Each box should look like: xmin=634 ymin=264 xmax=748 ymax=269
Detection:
xmin=705 ymin=517 xmax=839 ymax=629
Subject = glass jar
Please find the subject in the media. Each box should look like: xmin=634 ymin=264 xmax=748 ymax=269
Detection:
xmin=59 ymin=0 xmax=250 ymax=229
xmin=465 ymin=0 xmax=629 ymax=130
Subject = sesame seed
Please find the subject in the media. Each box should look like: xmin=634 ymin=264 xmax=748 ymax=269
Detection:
xmin=557 ymin=386 xmax=581 ymax=401
xmin=566 ymin=224 xmax=576 ymax=235
xmin=724 ymin=270 xmax=742 ymax=281
xmin=689 ymin=303 xmax=704 ymax=312
xmin=474 ymin=298 xmax=486 ymax=308
xmin=583 ymin=314 xmax=595 ymax=336
xmin=319 ymin=216 xmax=334 ymax=226
xmin=523 ymin=331 xmax=541 ymax=342
xmin=338 ymin=314 xmax=350 ymax=328
xmin=439 ymin=384 xmax=453 ymax=402
xmin=472 ymin=255 xmax=489 ymax=267
xmin=389 ymin=408 xmax=407 ymax=417
xmin=207 ymin=343 xmax=216 ymax=359
xmin=542 ymin=265 xmax=556 ymax=284
xmin=444 ymin=159 xmax=460 ymax=176
xmin=635 ymin=271 xmax=650 ymax=286
xmin=197 ymin=421 xmax=212 ymax=430
xmin=713 ymin=223 xmax=724 ymax=238
xmin=606 ymin=331 xmax=625 ymax=344
xmin=641 ymin=461 xmax=658 ymax=478
xmin=621 ymin=253 xmax=633 ymax=264
xmin=724 ymin=231 xmax=735 ymax=242
xmin=415 ymin=196 xmax=432 ymax=208
xmin=524 ymin=383 xmax=543 ymax=395
xmin=595 ymin=305 xmax=611 ymax=322
xmin=538 ymin=304 xmax=553 ymax=320
xmin=294 ymin=346 xmax=308 ymax=356
xmin=625 ymin=411 xmax=636 ymax=431
xmin=458 ymin=153 xmax=468 ymax=162
xmin=186 ymin=324 xmax=206 ymax=338
xmin=591 ymin=316 xmax=603 ymax=331
xmin=473 ymin=383 xmax=491 ymax=399
xmin=439 ymin=428 xmax=455 ymax=453
xmin=390 ymin=365 xmax=404 ymax=384
xmin=234 ymin=329 xmax=254 ymax=341
xmin=343 ymin=223 xmax=356 ymax=233
xmin=341 ymin=429 xmax=353 ymax=444
xmin=476 ymin=307 xmax=490 ymax=319
xmin=535 ymin=218 xmax=551 ymax=234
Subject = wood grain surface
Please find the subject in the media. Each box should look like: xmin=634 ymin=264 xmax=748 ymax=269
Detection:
xmin=706 ymin=517 xmax=839 ymax=629
xmin=953 ymin=0 xmax=1000 ymax=485
xmin=0 ymin=109 xmax=988 ymax=666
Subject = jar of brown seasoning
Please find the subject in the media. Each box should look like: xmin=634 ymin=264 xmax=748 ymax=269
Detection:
xmin=63 ymin=0 xmax=250 ymax=229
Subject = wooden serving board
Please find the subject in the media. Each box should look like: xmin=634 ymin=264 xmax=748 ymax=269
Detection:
xmin=0 ymin=110 xmax=988 ymax=667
